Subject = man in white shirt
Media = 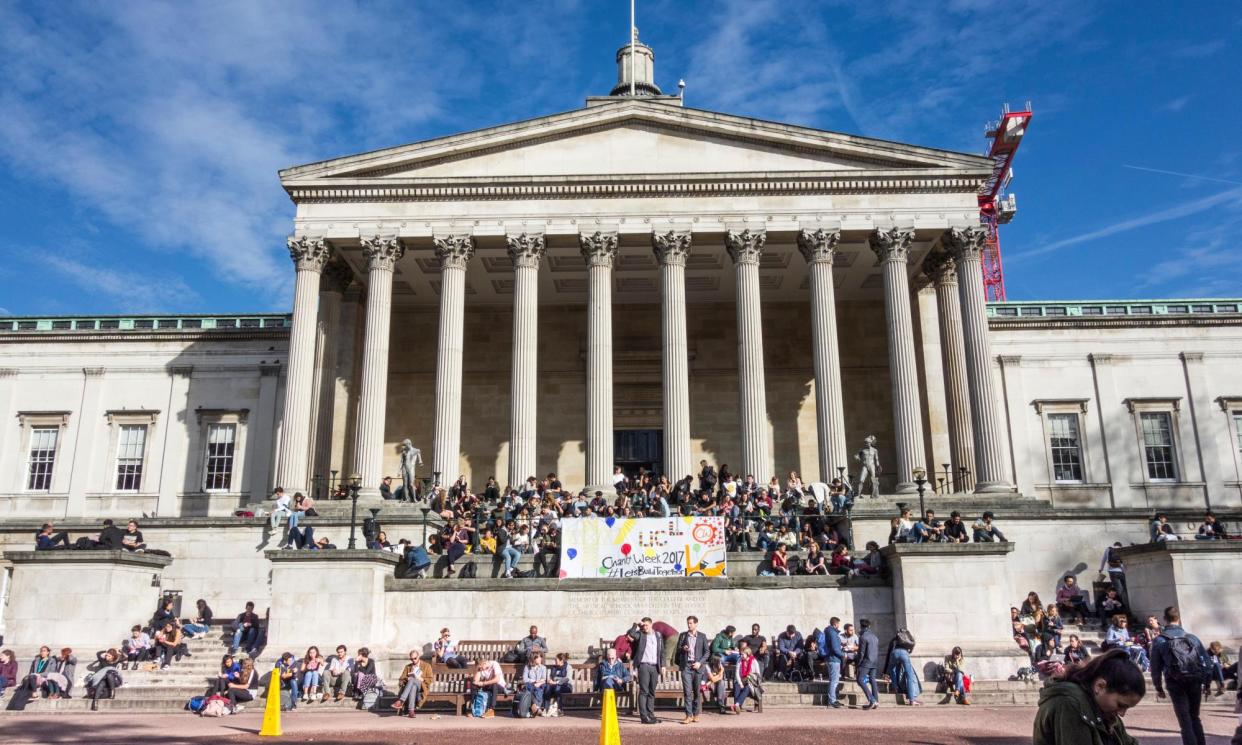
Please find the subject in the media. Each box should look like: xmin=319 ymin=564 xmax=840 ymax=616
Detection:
xmin=472 ymin=657 xmax=506 ymax=718
xmin=628 ymin=617 xmax=663 ymax=725
xmin=269 ymin=487 xmax=291 ymax=529
xmin=324 ymin=645 xmax=354 ymax=701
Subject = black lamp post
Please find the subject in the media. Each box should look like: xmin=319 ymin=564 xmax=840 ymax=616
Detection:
xmin=913 ymin=467 xmax=928 ymax=522
xmin=420 ymin=506 xmax=432 ymax=545
xmin=346 ymin=473 xmax=361 ymax=550
xmin=940 ymin=463 xmax=951 ymax=494
xmin=330 ymin=470 xmax=339 ymax=496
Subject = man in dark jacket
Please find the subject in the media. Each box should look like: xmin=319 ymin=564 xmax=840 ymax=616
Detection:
xmin=824 ymin=617 xmax=845 ymax=708
xmin=675 ymin=615 xmax=710 ymax=724
xmin=856 ymin=619 xmax=880 ymax=710
xmin=627 ymin=618 xmax=663 ymax=725
xmin=98 ymin=519 xmax=126 ymax=549
xmin=1150 ymin=606 xmax=1209 ymax=745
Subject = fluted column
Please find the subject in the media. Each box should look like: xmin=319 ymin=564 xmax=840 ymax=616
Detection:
xmin=797 ymin=228 xmax=848 ymax=482
xmin=869 ymin=228 xmax=926 ymax=494
xmin=726 ymin=229 xmax=772 ymax=480
xmin=308 ymin=260 xmax=353 ymax=491
xmin=275 ymin=236 xmax=332 ymax=495
xmin=431 ymin=235 xmax=476 ymax=482
xmin=652 ymin=230 xmax=693 ymax=482
xmin=580 ymin=231 xmax=617 ymax=488
xmin=506 ymin=233 xmax=545 ymax=488
xmin=352 ymin=235 xmax=405 ymax=500
xmin=923 ymin=251 xmax=975 ymax=492
xmin=945 ymin=226 xmax=1013 ymax=492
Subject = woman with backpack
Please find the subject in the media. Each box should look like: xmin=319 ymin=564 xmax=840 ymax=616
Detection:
xmin=883 ymin=631 xmax=923 ymax=706
xmin=1033 ymin=649 xmax=1143 ymax=745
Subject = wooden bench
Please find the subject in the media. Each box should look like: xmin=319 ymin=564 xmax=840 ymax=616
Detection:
xmin=455 ymin=639 xmax=516 ymax=663
xmin=424 ymin=664 xmax=472 ymax=715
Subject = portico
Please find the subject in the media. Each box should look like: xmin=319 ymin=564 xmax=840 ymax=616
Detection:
xmin=271 ymin=41 xmax=1016 ymax=497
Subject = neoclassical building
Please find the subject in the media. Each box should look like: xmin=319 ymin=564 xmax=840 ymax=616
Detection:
xmin=1 ymin=39 xmax=1240 ymax=519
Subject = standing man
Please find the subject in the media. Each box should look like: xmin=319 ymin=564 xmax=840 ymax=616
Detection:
xmin=1151 ymin=606 xmax=1209 ymax=745
xmin=824 ymin=616 xmax=845 ymax=708
xmin=856 ymin=619 xmax=880 ymax=710
xmin=676 ymin=615 xmax=709 ymax=724
xmin=628 ymin=617 xmax=663 ymax=725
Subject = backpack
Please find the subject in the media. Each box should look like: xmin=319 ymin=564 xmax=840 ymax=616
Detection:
xmin=1162 ymin=634 xmax=1205 ymax=683
xmin=471 ymin=689 xmax=489 ymax=717
xmin=459 ymin=562 xmax=478 ymax=579
xmin=895 ymin=628 xmax=916 ymax=652
xmin=186 ymin=695 xmax=207 ymax=713
xmin=200 ymin=696 xmax=229 ymax=717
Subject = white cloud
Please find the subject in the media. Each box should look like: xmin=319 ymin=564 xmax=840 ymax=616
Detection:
xmin=1162 ymin=95 xmax=1192 ymax=112
xmin=43 ymin=255 xmax=202 ymax=313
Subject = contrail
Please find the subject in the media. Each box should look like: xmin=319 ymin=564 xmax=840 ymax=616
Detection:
xmin=1121 ymin=164 xmax=1242 ymax=186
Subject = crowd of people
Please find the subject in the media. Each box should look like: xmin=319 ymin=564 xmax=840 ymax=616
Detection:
xmin=33 ymin=519 xmax=154 ymax=553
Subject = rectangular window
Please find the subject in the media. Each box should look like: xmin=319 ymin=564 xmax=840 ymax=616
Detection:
xmin=204 ymin=423 xmax=237 ymax=492
xmin=26 ymin=427 xmax=59 ymax=491
xmin=1234 ymin=412 xmax=1242 ymax=463
xmin=114 ymin=424 xmax=147 ymax=491
xmin=1140 ymin=412 xmax=1176 ymax=480
xmin=1048 ymin=413 xmax=1084 ymax=483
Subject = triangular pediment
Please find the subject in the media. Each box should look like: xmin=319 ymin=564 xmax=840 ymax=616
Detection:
xmin=280 ymin=100 xmax=992 ymax=184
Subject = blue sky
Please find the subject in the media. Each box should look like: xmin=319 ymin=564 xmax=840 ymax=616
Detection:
xmin=1 ymin=0 xmax=1239 ymax=316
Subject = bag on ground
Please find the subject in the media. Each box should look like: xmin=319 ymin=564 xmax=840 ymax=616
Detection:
xmin=471 ymin=689 xmax=488 ymax=717
xmin=360 ymin=689 xmax=380 ymax=710
xmin=186 ymin=695 xmax=207 ymax=713
xmin=200 ymin=696 xmax=229 ymax=717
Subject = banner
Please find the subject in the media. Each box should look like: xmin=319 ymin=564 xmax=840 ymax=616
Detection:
xmin=559 ymin=516 xmax=727 ymax=579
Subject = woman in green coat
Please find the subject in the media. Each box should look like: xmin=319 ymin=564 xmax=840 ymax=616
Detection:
xmin=1033 ymin=649 xmax=1145 ymax=745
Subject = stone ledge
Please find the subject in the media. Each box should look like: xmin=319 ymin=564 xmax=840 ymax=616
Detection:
xmin=1116 ymin=540 xmax=1242 ymax=558
xmin=264 ymin=548 xmax=400 ymax=565
xmin=880 ymin=542 xmax=1015 ymax=559
xmin=384 ymin=574 xmax=888 ymax=592
xmin=3 ymin=549 xmax=172 ymax=568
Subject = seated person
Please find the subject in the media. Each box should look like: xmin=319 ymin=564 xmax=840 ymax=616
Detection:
xmin=800 ymin=639 xmax=822 ymax=679
xmin=1020 ymin=592 xmax=1044 ymax=618
xmin=515 ymin=626 xmax=548 ymax=663
xmin=1055 ymin=576 xmax=1090 ymax=624
xmin=85 ymin=649 xmax=122 ymax=709
xmin=182 ymin=599 xmax=213 ymax=637
xmin=1103 ymin=615 xmax=1148 ymax=670
xmin=277 ymin=652 xmax=301 ymax=710
xmin=1097 ymin=587 xmax=1126 ymax=627
xmin=710 ymin=625 xmax=739 ymax=664
xmin=351 ymin=647 xmax=381 ymax=701
xmin=972 ymin=511 xmax=1006 ymax=542
xmin=433 ymin=628 xmax=466 ymax=668
xmin=229 ymin=602 xmax=262 ymax=656
xmin=1196 ymin=512 xmax=1229 ymax=540
xmin=222 ymin=657 xmax=258 ymax=713
xmin=520 ymin=652 xmax=551 ymax=717
xmin=775 ymin=625 xmax=804 ymax=677
xmin=909 ymin=509 xmax=944 ymax=543
xmin=545 ymin=653 xmax=572 ymax=712
xmin=595 ymin=647 xmax=631 ymax=690
xmin=120 ymin=520 xmax=147 ymax=552
xmin=769 ymin=544 xmax=791 ymax=575
xmin=391 ymin=649 xmax=426 ymax=717
xmin=1063 ymin=635 xmax=1090 ymax=665
xmin=943 ymin=511 xmax=969 ymax=543
xmin=122 ymin=625 xmax=153 ymax=669
xmin=701 ymin=656 xmax=728 ymax=714
xmin=471 ymin=656 xmax=506 ymax=718
xmin=35 ymin=523 xmax=71 ymax=551
xmin=323 ymin=645 xmax=353 ymax=702
xmin=150 ymin=598 xmax=178 ymax=631
xmin=801 ymin=543 xmax=828 ymax=575
xmin=97 ymin=519 xmax=126 ymax=549
xmin=154 ymin=622 xmax=186 ymax=669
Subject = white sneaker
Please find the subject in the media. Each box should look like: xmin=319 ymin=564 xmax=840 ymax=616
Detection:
xmin=234 ymin=705 xmax=245 ymax=713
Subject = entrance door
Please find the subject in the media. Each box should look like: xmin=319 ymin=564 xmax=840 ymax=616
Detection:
xmin=614 ymin=429 xmax=663 ymax=482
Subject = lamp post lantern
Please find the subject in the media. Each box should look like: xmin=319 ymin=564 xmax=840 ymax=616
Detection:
xmin=347 ymin=473 xmax=362 ymax=549
xmin=913 ymin=467 xmax=928 ymax=522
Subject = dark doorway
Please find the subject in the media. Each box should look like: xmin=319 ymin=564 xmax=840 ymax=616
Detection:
xmin=614 ymin=429 xmax=663 ymax=481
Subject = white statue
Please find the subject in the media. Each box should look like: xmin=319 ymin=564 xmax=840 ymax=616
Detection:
xmin=854 ymin=435 xmax=881 ymax=499
xmin=399 ymin=439 xmax=423 ymax=500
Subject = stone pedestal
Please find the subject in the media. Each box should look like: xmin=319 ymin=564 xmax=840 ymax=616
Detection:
xmin=881 ymin=542 xmax=1024 ymax=680
xmin=3 ymin=550 xmax=173 ymax=650
xmin=266 ymin=549 xmax=399 ymax=655
xmin=1117 ymin=541 xmax=1242 ymax=642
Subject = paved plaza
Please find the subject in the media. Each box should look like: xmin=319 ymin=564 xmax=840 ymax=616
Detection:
xmin=4 ymin=702 xmax=1240 ymax=745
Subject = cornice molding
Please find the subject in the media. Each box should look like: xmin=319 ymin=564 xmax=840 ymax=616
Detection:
xmin=990 ymin=317 xmax=1242 ymax=331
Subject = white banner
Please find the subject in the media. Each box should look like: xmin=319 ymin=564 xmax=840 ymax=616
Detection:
xmin=558 ymin=516 xmax=728 ymax=579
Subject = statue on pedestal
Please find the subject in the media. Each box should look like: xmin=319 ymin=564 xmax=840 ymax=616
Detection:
xmin=399 ymin=439 xmax=423 ymax=501
xmin=854 ymin=435 xmax=881 ymax=499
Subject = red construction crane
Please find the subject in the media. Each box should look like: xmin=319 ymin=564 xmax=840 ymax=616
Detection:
xmin=978 ymin=104 xmax=1032 ymax=301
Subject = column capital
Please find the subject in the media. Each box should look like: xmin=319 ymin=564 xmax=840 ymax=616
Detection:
xmin=505 ymin=233 xmax=546 ymax=269
xmin=796 ymin=228 xmax=841 ymax=265
xmin=725 ymin=229 xmax=766 ymax=265
xmin=287 ymin=235 xmax=332 ymax=273
xmin=868 ymin=227 xmax=915 ymax=263
xmin=320 ymin=260 xmax=354 ymax=294
xmin=922 ymin=250 xmax=958 ymax=285
xmin=652 ymin=230 xmax=692 ymax=266
xmin=943 ymin=225 xmax=988 ymax=262
xmin=360 ymin=235 xmax=405 ymax=272
xmin=433 ymin=234 xmax=476 ymax=270
xmin=579 ymin=231 xmax=618 ymax=268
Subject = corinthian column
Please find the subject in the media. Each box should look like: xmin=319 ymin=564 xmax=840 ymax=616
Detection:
xmin=580 ymin=231 xmax=617 ymax=489
xmin=353 ymin=235 xmax=405 ymax=500
xmin=945 ymin=226 xmax=1013 ymax=492
xmin=506 ymin=233 xmax=545 ymax=488
xmin=797 ymin=228 xmax=848 ymax=482
xmin=652 ymin=230 xmax=693 ymax=482
xmin=276 ymin=235 xmax=332 ymax=496
xmin=308 ymin=260 xmax=353 ymax=489
xmin=431 ymin=235 xmax=475 ymax=482
xmin=869 ymin=228 xmax=926 ymax=494
xmin=726 ymin=229 xmax=772 ymax=480
xmin=923 ymin=251 xmax=975 ymax=492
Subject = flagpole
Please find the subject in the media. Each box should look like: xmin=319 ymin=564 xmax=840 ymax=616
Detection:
xmin=629 ymin=0 xmax=636 ymax=96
